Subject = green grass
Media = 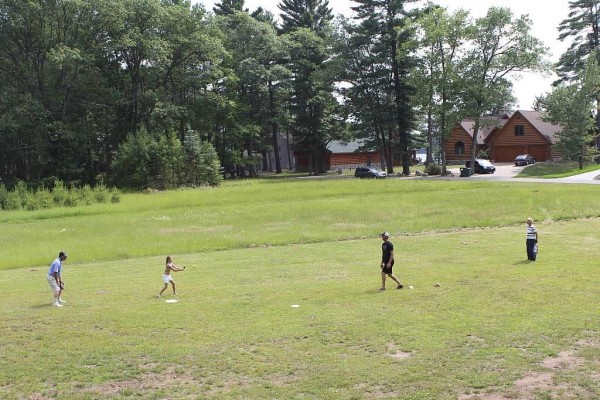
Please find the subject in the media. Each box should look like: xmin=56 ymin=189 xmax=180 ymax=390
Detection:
xmin=516 ymin=161 xmax=600 ymax=178
xmin=2 ymin=179 xmax=600 ymax=270
xmin=0 ymin=179 xmax=599 ymax=399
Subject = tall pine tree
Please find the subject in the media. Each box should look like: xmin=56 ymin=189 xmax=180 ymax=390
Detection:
xmin=556 ymin=0 xmax=600 ymax=132
xmin=278 ymin=0 xmax=333 ymax=35
xmin=213 ymin=0 xmax=247 ymax=16
xmin=279 ymin=0 xmax=338 ymax=174
xmin=351 ymin=0 xmax=418 ymax=175
xmin=556 ymin=0 xmax=600 ymax=83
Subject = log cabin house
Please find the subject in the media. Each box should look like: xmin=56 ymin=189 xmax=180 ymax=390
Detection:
xmin=327 ymin=141 xmax=382 ymax=169
xmin=446 ymin=110 xmax=562 ymax=163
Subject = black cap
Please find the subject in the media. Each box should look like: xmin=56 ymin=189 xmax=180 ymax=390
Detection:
xmin=59 ymin=251 xmax=68 ymax=258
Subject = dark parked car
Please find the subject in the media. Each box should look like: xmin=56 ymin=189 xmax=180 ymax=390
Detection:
xmin=514 ymin=154 xmax=536 ymax=166
xmin=354 ymin=166 xmax=387 ymax=179
xmin=465 ymin=159 xmax=496 ymax=174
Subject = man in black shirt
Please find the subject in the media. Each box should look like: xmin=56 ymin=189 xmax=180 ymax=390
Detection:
xmin=380 ymin=232 xmax=403 ymax=290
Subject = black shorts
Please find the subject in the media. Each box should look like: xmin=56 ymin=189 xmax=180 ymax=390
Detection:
xmin=382 ymin=260 xmax=394 ymax=274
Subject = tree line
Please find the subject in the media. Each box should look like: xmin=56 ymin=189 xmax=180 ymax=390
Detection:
xmin=0 ymin=0 xmax=597 ymax=189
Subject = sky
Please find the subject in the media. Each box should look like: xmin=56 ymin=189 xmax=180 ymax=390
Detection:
xmin=196 ymin=0 xmax=573 ymax=110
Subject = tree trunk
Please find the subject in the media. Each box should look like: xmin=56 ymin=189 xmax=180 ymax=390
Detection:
xmin=391 ymin=39 xmax=410 ymax=176
xmin=286 ymin=131 xmax=293 ymax=171
xmin=378 ymin=125 xmax=387 ymax=169
xmin=469 ymin=116 xmax=481 ymax=175
xmin=426 ymin=106 xmax=433 ymax=167
xmin=269 ymin=80 xmax=282 ymax=174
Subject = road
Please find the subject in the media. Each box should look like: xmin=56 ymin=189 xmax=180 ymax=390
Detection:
xmin=447 ymin=163 xmax=600 ymax=184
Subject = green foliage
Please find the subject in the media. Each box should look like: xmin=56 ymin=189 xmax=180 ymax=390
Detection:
xmin=0 ymin=184 xmax=7 ymax=208
xmin=213 ymin=0 xmax=246 ymax=15
xmin=462 ymin=7 xmax=547 ymax=167
xmin=111 ymin=129 xmax=221 ymax=189
xmin=424 ymin=163 xmax=442 ymax=175
xmin=279 ymin=0 xmax=334 ymax=34
xmin=0 ymin=0 xmax=225 ymax=186
xmin=0 ymin=179 xmax=120 ymax=211
xmin=287 ymin=28 xmax=341 ymax=174
xmin=184 ymin=131 xmax=223 ymax=187
xmin=340 ymin=0 xmax=417 ymax=175
xmin=477 ymin=150 xmax=490 ymax=159
xmin=556 ymin=0 xmax=600 ymax=83
xmin=51 ymin=180 xmax=69 ymax=206
xmin=537 ymin=54 xmax=600 ymax=168
xmin=3 ymin=190 xmax=23 ymax=210
xmin=110 ymin=132 xmax=154 ymax=189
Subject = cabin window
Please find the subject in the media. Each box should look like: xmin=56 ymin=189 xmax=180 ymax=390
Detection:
xmin=514 ymin=125 xmax=525 ymax=136
xmin=454 ymin=141 xmax=465 ymax=155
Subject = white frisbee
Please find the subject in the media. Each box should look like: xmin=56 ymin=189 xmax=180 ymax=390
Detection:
xmin=166 ymin=299 xmax=179 ymax=303
xmin=291 ymin=304 xmax=300 ymax=308
xmin=408 ymin=286 xmax=414 ymax=289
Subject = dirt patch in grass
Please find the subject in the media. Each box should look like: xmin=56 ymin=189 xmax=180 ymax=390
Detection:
xmin=80 ymin=366 xmax=197 ymax=397
xmin=459 ymin=335 xmax=599 ymax=400
xmin=386 ymin=341 xmax=412 ymax=360
xmin=76 ymin=363 xmax=299 ymax=399
xmin=356 ymin=383 xmax=403 ymax=399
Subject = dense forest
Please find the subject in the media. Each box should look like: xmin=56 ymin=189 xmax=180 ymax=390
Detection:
xmin=0 ymin=0 xmax=596 ymax=189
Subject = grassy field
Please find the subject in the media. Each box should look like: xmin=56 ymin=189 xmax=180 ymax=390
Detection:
xmin=1 ymin=178 xmax=599 ymax=399
xmin=3 ymin=178 xmax=600 ymax=270
xmin=515 ymin=161 xmax=600 ymax=178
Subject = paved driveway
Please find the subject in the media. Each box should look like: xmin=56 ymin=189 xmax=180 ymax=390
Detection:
xmin=449 ymin=163 xmax=518 ymax=178
xmin=449 ymin=162 xmax=600 ymax=184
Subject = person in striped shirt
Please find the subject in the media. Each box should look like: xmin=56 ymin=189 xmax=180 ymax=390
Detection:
xmin=526 ymin=217 xmax=538 ymax=261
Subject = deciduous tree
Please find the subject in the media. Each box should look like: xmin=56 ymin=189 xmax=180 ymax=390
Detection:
xmin=538 ymin=54 xmax=600 ymax=169
xmin=463 ymin=7 xmax=547 ymax=171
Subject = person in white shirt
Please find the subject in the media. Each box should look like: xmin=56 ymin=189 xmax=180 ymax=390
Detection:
xmin=526 ymin=218 xmax=538 ymax=261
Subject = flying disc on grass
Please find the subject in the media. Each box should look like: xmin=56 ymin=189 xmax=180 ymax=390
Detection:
xmin=291 ymin=304 xmax=300 ymax=308
xmin=166 ymin=299 xmax=179 ymax=303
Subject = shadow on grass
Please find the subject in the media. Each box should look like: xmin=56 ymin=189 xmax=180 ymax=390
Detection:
xmin=514 ymin=260 xmax=532 ymax=266
xmin=31 ymin=303 xmax=53 ymax=309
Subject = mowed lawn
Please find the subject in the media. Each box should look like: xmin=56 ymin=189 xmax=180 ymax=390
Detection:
xmin=0 ymin=178 xmax=599 ymax=399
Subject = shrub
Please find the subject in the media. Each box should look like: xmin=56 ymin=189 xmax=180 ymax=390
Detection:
xmin=477 ymin=150 xmax=490 ymax=160
xmin=111 ymin=128 xmax=221 ymax=189
xmin=28 ymin=188 xmax=53 ymax=210
xmin=0 ymin=184 xmax=7 ymax=209
xmin=63 ymin=191 xmax=79 ymax=207
xmin=78 ymin=184 xmax=95 ymax=205
xmin=52 ymin=180 xmax=69 ymax=206
xmin=0 ymin=179 xmax=120 ymax=211
xmin=184 ymin=130 xmax=223 ymax=187
xmin=111 ymin=130 xmax=186 ymax=189
xmin=110 ymin=190 xmax=120 ymax=203
xmin=3 ymin=191 xmax=22 ymax=210
xmin=424 ymin=163 xmax=442 ymax=176
xmin=110 ymin=131 xmax=153 ymax=189
xmin=93 ymin=182 xmax=110 ymax=203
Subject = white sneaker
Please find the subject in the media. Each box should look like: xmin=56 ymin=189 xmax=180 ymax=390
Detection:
xmin=53 ymin=302 xmax=63 ymax=307
xmin=59 ymin=299 xmax=66 ymax=304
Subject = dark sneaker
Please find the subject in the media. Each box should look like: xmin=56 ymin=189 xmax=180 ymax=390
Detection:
xmin=397 ymin=284 xmax=404 ymax=289
xmin=379 ymin=287 xmax=386 ymax=291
